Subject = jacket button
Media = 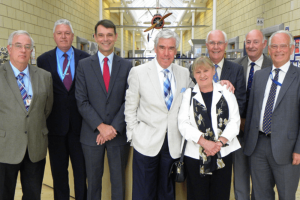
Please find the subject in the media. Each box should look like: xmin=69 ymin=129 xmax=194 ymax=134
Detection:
xmin=25 ymin=131 xmax=27 ymax=134
xmin=26 ymin=115 xmax=29 ymax=118
xmin=106 ymin=101 xmax=109 ymax=105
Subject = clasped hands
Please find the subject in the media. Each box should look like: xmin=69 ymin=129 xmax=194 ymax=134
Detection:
xmin=96 ymin=123 xmax=117 ymax=145
xmin=198 ymin=136 xmax=226 ymax=157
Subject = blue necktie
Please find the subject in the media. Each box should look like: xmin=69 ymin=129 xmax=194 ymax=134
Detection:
xmin=16 ymin=72 xmax=29 ymax=111
xmin=262 ymin=69 xmax=280 ymax=135
xmin=163 ymin=69 xmax=173 ymax=110
xmin=213 ymin=64 xmax=219 ymax=83
xmin=247 ymin=62 xmax=255 ymax=99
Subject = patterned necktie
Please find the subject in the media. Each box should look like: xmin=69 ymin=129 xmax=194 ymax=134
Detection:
xmin=63 ymin=53 xmax=72 ymax=91
xmin=262 ymin=69 xmax=280 ymax=135
xmin=163 ymin=69 xmax=173 ymax=110
xmin=16 ymin=72 xmax=29 ymax=111
xmin=213 ymin=64 xmax=219 ymax=83
xmin=103 ymin=57 xmax=110 ymax=92
xmin=247 ymin=62 xmax=255 ymax=99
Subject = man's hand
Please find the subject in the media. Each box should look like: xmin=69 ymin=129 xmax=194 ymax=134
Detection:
xmin=220 ymin=80 xmax=235 ymax=93
xmin=292 ymin=153 xmax=300 ymax=165
xmin=96 ymin=123 xmax=117 ymax=145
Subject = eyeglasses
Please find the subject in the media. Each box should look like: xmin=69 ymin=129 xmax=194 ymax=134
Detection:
xmin=270 ymin=44 xmax=290 ymax=50
xmin=11 ymin=43 xmax=32 ymax=51
xmin=207 ymin=41 xmax=225 ymax=47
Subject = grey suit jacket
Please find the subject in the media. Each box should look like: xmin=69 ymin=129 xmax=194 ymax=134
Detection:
xmin=75 ymin=53 xmax=132 ymax=146
xmin=0 ymin=62 xmax=53 ymax=164
xmin=244 ymin=64 xmax=300 ymax=165
xmin=125 ymin=60 xmax=193 ymax=158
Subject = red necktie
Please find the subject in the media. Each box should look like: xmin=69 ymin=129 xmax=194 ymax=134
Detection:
xmin=63 ymin=53 xmax=72 ymax=91
xmin=103 ymin=57 xmax=110 ymax=92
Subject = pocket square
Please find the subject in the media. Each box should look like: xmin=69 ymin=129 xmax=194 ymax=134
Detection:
xmin=180 ymin=88 xmax=186 ymax=93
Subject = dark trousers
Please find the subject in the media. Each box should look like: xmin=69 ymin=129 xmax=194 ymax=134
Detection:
xmin=185 ymin=153 xmax=233 ymax=200
xmin=48 ymin=129 xmax=87 ymax=200
xmin=82 ymin=142 xmax=130 ymax=200
xmin=132 ymin=134 xmax=176 ymax=200
xmin=0 ymin=150 xmax=45 ymax=200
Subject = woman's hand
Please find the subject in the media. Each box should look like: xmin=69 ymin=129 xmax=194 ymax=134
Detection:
xmin=198 ymin=136 xmax=221 ymax=156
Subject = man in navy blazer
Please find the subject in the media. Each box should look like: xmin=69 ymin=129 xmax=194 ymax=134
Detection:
xmin=37 ymin=19 xmax=89 ymax=200
xmin=75 ymin=19 xmax=132 ymax=200
xmin=245 ymin=30 xmax=300 ymax=199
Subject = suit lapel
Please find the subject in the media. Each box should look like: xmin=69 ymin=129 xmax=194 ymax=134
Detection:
xmin=257 ymin=68 xmax=271 ymax=112
xmin=274 ymin=64 xmax=296 ymax=110
xmin=27 ymin=64 xmax=38 ymax=113
xmin=49 ymin=47 xmax=66 ymax=90
xmin=220 ymin=59 xmax=231 ymax=80
xmin=91 ymin=54 xmax=107 ymax=96
xmin=3 ymin=62 xmax=28 ymax=113
xmin=261 ymin=54 xmax=271 ymax=69
xmin=241 ymin=57 xmax=248 ymax=80
xmin=107 ymin=54 xmax=121 ymax=98
xmin=171 ymin=64 xmax=182 ymax=108
xmin=70 ymin=47 xmax=80 ymax=90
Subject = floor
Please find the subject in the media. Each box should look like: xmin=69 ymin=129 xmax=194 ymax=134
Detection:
xmin=14 ymin=176 xmax=300 ymax=200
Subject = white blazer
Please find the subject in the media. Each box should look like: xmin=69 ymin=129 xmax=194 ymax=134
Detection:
xmin=178 ymin=82 xmax=241 ymax=159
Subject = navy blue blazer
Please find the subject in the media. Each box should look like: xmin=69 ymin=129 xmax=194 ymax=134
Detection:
xmin=75 ymin=53 xmax=132 ymax=146
xmin=37 ymin=47 xmax=90 ymax=136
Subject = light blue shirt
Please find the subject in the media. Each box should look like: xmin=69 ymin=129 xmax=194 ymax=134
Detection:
xmin=10 ymin=61 xmax=33 ymax=98
xmin=56 ymin=47 xmax=75 ymax=80
xmin=97 ymin=51 xmax=114 ymax=75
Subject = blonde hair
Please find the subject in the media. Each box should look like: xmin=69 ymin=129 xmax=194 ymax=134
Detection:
xmin=192 ymin=56 xmax=214 ymax=73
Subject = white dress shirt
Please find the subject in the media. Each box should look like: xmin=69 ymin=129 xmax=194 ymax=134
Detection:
xmin=259 ymin=61 xmax=290 ymax=132
xmin=213 ymin=58 xmax=225 ymax=79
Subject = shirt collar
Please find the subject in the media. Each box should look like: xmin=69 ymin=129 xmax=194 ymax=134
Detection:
xmin=214 ymin=58 xmax=224 ymax=69
xmin=248 ymin=54 xmax=264 ymax=67
xmin=10 ymin=61 xmax=29 ymax=77
xmin=97 ymin=51 xmax=114 ymax=63
xmin=56 ymin=47 xmax=73 ymax=58
xmin=272 ymin=61 xmax=290 ymax=73
xmin=154 ymin=57 xmax=173 ymax=74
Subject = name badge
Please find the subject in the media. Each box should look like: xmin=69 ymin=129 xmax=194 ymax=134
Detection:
xmin=25 ymin=96 xmax=32 ymax=106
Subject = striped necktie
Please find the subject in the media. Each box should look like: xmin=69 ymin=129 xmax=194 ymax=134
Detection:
xmin=16 ymin=72 xmax=29 ymax=111
xmin=163 ymin=69 xmax=173 ymax=110
xmin=213 ymin=64 xmax=219 ymax=83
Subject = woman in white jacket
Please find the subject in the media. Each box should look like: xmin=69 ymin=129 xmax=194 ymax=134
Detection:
xmin=178 ymin=56 xmax=241 ymax=200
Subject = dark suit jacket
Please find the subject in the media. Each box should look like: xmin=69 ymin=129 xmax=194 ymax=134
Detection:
xmin=220 ymin=59 xmax=246 ymax=116
xmin=233 ymin=54 xmax=272 ymax=118
xmin=244 ymin=64 xmax=300 ymax=165
xmin=75 ymin=53 xmax=132 ymax=146
xmin=0 ymin=62 xmax=53 ymax=164
xmin=37 ymin=47 xmax=90 ymax=136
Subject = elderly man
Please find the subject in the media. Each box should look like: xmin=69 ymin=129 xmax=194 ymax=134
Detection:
xmin=37 ymin=19 xmax=89 ymax=200
xmin=0 ymin=30 xmax=53 ymax=200
xmin=76 ymin=19 xmax=132 ymax=200
xmin=125 ymin=29 xmax=193 ymax=200
xmin=232 ymin=29 xmax=272 ymax=200
xmin=244 ymin=30 xmax=300 ymax=199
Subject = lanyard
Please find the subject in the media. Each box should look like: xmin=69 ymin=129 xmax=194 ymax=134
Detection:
xmin=57 ymin=49 xmax=74 ymax=81
xmin=269 ymin=70 xmax=282 ymax=86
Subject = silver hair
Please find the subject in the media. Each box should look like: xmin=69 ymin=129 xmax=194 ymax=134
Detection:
xmin=206 ymin=30 xmax=228 ymax=43
xmin=8 ymin=30 xmax=34 ymax=48
xmin=53 ymin=19 xmax=74 ymax=33
xmin=246 ymin=30 xmax=266 ymax=43
xmin=154 ymin=29 xmax=180 ymax=49
xmin=268 ymin=30 xmax=294 ymax=46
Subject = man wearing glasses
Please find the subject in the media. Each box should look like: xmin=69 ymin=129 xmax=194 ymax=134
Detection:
xmin=244 ymin=30 xmax=300 ymax=200
xmin=0 ymin=30 xmax=53 ymax=200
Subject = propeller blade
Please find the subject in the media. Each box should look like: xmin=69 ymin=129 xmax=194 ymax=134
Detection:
xmin=144 ymin=23 xmax=158 ymax=32
xmin=160 ymin=13 xmax=172 ymax=21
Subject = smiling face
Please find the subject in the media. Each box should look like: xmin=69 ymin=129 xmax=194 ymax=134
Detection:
xmin=94 ymin=25 xmax=118 ymax=56
xmin=193 ymin=64 xmax=215 ymax=91
xmin=53 ymin=24 xmax=74 ymax=52
xmin=154 ymin=38 xmax=177 ymax=68
xmin=245 ymin=30 xmax=267 ymax=62
xmin=206 ymin=30 xmax=227 ymax=64
xmin=7 ymin=34 xmax=32 ymax=71
xmin=269 ymin=33 xmax=295 ymax=68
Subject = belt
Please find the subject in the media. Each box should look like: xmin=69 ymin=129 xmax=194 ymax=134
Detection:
xmin=259 ymin=131 xmax=270 ymax=137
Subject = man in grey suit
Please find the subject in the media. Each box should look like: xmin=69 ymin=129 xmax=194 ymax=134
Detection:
xmin=232 ymin=29 xmax=272 ymax=200
xmin=125 ymin=29 xmax=193 ymax=200
xmin=244 ymin=30 xmax=300 ymax=199
xmin=75 ymin=19 xmax=132 ymax=200
xmin=0 ymin=30 xmax=53 ymax=200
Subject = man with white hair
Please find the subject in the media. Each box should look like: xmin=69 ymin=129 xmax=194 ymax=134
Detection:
xmin=0 ymin=30 xmax=53 ymax=200
xmin=37 ymin=19 xmax=89 ymax=200
xmin=125 ymin=29 xmax=193 ymax=200
xmin=245 ymin=30 xmax=300 ymax=199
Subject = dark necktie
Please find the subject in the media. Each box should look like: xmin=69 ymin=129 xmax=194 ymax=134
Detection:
xmin=262 ymin=69 xmax=280 ymax=135
xmin=63 ymin=53 xmax=72 ymax=91
xmin=247 ymin=62 xmax=255 ymax=99
xmin=213 ymin=64 xmax=219 ymax=83
xmin=163 ymin=69 xmax=173 ymax=110
xmin=103 ymin=57 xmax=110 ymax=92
xmin=16 ymin=72 xmax=29 ymax=111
